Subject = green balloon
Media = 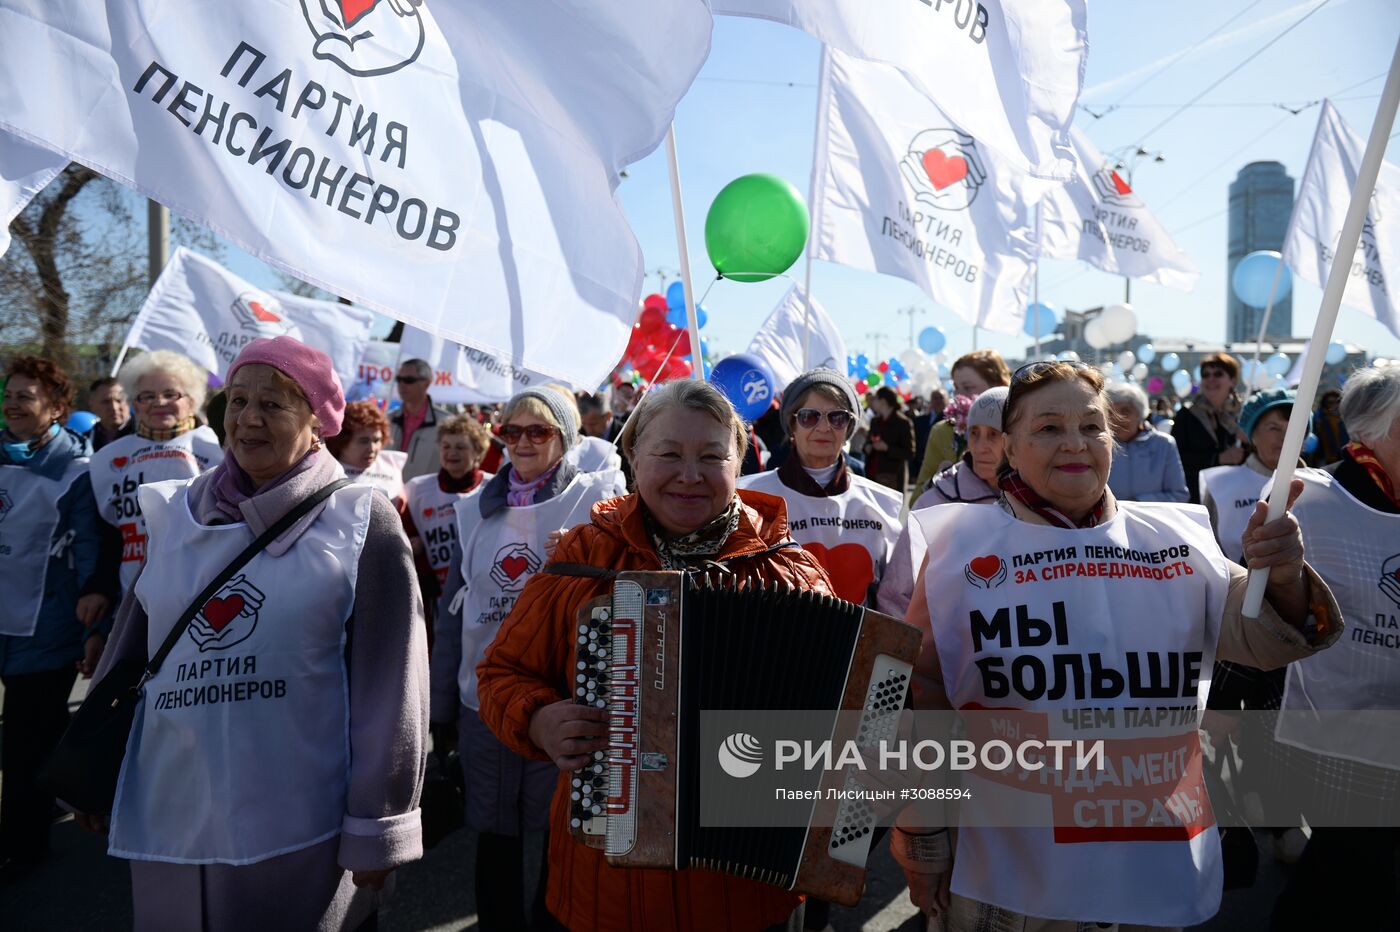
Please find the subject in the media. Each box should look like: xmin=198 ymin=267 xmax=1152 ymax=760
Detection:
xmin=865 ymin=371 xmax=882 ymax=387
xmin=704 ymin=174 xmax=810 ymax=283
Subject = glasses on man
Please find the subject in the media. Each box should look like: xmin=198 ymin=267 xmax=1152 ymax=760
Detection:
xmin=395 ymin=375 xmax=425 ymax=385
xmin=794 ymin=408 xmax=853 ymax=431
xmin=497 ymin=423 xmax=558 ymax=444
xmin=135 ymin=390 xmax=187 ymax=405
xmin=1199 ymin=368 xmax=1229 ymax=379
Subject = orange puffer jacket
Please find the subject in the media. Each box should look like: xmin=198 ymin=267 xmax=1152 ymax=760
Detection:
xmin=477 ymin=489 xmax=834 ymax=932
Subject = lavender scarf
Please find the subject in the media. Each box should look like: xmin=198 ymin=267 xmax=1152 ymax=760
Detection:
xmin=209 ymin=446 xmax=324 ymax=523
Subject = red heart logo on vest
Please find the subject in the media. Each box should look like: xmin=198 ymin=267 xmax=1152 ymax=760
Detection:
xmin=1109 ymin=170 xmax=1132 ymax=196
xmin=501 ymin=555 xmax=530 ymax=580
xmin=339 ymin=0 xmax=378 ymax=27
xmin=969 ymin=555 xmax=1003 ymax=582
xmin=112 ymin=457 xmax=129 ymax=468
xmin=247 ymin=301 xmax=281 ymax=324
xmin=803 ymin=542 xmax=876 ymax=605
xmin=203 ymin=595 xmax=245 ymax=632
xmin=423 ymin=507 xmax=434 ymax=518
xmin=922 ymin=149 xmax=968 ymax=191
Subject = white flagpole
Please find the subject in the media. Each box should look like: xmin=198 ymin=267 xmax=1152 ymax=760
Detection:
xmin=1248 ymin=260 xmax=1286 ymax=377
xmin=665 ymin=125 xmax=705 ymax=381
xmin=1243 ymin=36 xmax=1400 ymax=616
xmin=1033 ymin=202 xmax=1043 ymax=359
xmin=802 ymin=46 xmax=834 ymax=370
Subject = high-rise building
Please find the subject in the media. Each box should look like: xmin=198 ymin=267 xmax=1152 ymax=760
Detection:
xmin=1227 ymin=161 xmax=1294 ymax=342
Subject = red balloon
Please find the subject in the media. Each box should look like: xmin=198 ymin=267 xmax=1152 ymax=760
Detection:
xmin=672 ymin=329 xmax=691 ymax=355
xmin=877 ymin=361 xmax=890 ymax=373
xmin=643 ymin=293 xmax=667 ymax=313
xmin=855 ymin=379 xmax=868 ymax=394
xmin=640 ymin=306 xmax=667 ymax=332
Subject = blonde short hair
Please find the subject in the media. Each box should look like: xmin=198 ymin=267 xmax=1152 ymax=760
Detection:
xmin=619 ymin=379 xmax=747 ymax=474
xmin=120 ymin=350 xmax=208 ymax=410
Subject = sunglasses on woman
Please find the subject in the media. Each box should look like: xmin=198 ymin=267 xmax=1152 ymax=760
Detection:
xmin=497 ymin=423 xmax=558 ymax=444
xmin=1010 ymin=360 xmax=1094 ymax=382
xmin=794 ymin=408 xmax=853 ymax=431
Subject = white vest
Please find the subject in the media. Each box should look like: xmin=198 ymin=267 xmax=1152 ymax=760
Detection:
xmin=89 ymin=427 xmax=222 ymax=591
xmin=1276 ymin=468 xmax=1400 ymax=769
xmin=565 ymin=436 xmax=623 ymax=474
xmin=346 ymin=449 xmax=407 ymax=504
xmin=0 ymin=457 xmax=90 ymax=637
xmin=452 ymin=470 xmax=619 ymax=710
xmin=1198 ymin=465 xmax=1267 ymax=564
xmin=738 ymin=469 xmax=902 ymax=605
xmin=403 ymin=472 xmax=488 ymax=586
xmin=916 ymin=501 xmax=1230 ymax=927
xmin=109 ymin=479 xmax=372 ymax=865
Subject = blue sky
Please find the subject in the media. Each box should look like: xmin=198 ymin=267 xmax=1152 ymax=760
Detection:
xmin=223 ymin=0 xmax=1400 ymax=371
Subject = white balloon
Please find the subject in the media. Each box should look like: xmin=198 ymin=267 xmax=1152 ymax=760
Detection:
xmin=1265 ymin=352 xmax=1291 ymax=377
xmin=899 ymin=349 xmax=927 ymax=369
xmin=1159 ymin=352 xmax=1181 ymax=372
xmin=1272 ymin=374 xmax=1289 ymax=389
xmin=1192 ymin=365 xmax=1202 ymax=383
xmin=1116 ymin=350 xmax=1136 ymax=370
xmin=1096 ymin=304 xmax=1138 ymax=344
xmin=1058 ymin=350 xmax=1082 ymax=362
xmin=1131 ymin=362 xmax=1149 ymax=381
xmin=1171 ymin=369 xmax=1192 ymax=396
xmin=1083 ymin=317 xmax=1110 ymax=349
xmin=1136 ymin=343 xmax=1156 ymax=364
xmin=1325 ymin=342 xmax=1348 ymax=365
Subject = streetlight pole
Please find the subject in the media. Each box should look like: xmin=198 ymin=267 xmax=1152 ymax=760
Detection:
xmin=147 ymin=200 xmax=169 ymax=288
xmin=865 ymin=330 xmax=891 ymax=360
xmin=895 ymin=305 xmax=925 ymax=351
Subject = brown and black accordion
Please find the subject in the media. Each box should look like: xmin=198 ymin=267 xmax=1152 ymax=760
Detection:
xmin=567 ymin=570 xmax=921 ymax=905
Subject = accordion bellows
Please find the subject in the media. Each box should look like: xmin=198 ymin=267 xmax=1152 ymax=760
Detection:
xmin=568 ymin=570 xmax=921 ymax=905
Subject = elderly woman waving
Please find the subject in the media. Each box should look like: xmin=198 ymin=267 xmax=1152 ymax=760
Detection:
xmin=431 ymin=387 xmax=623 ymax=932
xmin=91 ymin=350 xmax=221 ymax=593
xmin=86 ymin=336 xmax=427 ymax=931
xmin=896 ymin=361 xmax=1341 ymax=930
xmin=739 ymin=367 xmax=902 ymax=605
xmin=476 ymin=380 xmax=833 ymax=932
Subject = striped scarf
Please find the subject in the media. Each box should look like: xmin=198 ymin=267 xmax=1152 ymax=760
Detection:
xmin=997 ymin=468 xmax=1107 ymax=529
xmin=1346 ymin=441 xmax=1400 ymax=508
xmin=137 ymin=416 xmax=197 ymax=441
xmin=645 ymin=497 xmax=743 ymax=571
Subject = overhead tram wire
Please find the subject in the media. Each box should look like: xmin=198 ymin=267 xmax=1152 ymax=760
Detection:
xmin=1083 ymin=0 xmax=1270 ymax=120
xmin=1128 ymin=0 xmax=1336 ymax=149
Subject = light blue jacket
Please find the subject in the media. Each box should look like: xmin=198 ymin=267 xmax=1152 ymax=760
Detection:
xmin=0 ymin=428 xmax=109 ymax=675
xmin=1107 ymin=428 xmax=1190 ymax=504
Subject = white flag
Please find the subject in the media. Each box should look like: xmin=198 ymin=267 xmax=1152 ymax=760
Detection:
xmin=124 ymin=247 xmax=374 ymax=384
xmin=398 ymin=325 xmax=561 ymax=405
xmin=0 ymin=131 xmax=65 ymax=257
xmin=1036 ymin=128 xmax=1199 ymax=291
xmin=0 ymin=0 xmax=713 ymax=387
xmin=713 ymin=0 xmax=1087 ymax=178
xmin=812 ymin=50 xmax=1036 ymax=336
xmin=1282 ymin=100 xmax=1400 ymax=339
xmin=746 ymin=284 xmax=848 ymax=390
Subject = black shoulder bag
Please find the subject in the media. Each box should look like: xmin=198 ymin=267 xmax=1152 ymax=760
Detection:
xmin=39 ymin=478 xmax=352 ymax=815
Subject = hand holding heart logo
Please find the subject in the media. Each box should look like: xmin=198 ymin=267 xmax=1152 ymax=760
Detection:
xmin=189 ymin=574 xmax=266 ymax=652
xmin=230 ymin=292 xmax=292 ymax=335
xmin=489 ymin=542 xmax=541 ymax=592
xmin=301 ymin=0 xmax=426 ymax=78
xmin=964 ymin=554 xmax=1006 ymax=589
xmin=899 ymin=128 xmax=986 ymax=212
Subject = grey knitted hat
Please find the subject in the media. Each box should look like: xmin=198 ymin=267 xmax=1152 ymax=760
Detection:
xmin=966 ymin=386 xmax=1009 ymax=432
xmin=780 ymin=367 xmax=860 ymax=437
xmin=509 ymin=387 xmax=579 ymax=451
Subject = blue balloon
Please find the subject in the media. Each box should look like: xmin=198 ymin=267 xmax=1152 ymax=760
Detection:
xmin=66 ymin=410 xmax=99 ymax=433
xmin=666 ymin=302 xmax=708 ymax=329
xmin=709 ymin=353 xmax=778 ymax=421
xmin=1302 ymin=434 xmax=1319 ymax=455
xmin=1232 ymin=251 xmax=1293 ymax=308
xmin=846 ymin=355 xmax=858 ymax=376
xmin=856 ymin=353 xmax=869 ymax=369
xmin=918 ymin=326 xmax=947 ymax=355
xmin=697 ymin=306 xmax=709 ymax=329
xmin=666 ymin=281 xmax=686 ymax=310
xmin=1023 ymin=303 xmax=1058 ymax=338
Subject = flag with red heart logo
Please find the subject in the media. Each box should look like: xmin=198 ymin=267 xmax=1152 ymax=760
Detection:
xmin=1035 ymin=127 xmax=1199 ymax=292
xmin=713 ymin=0 xmax=1086 ymax=179
xmin=122 ymin=247 xmax=374 ymax=383
xmin=0 ymin=0 xmax=714 ymax=389
xmin=812 ymin=49 xmax=1037 ymax=336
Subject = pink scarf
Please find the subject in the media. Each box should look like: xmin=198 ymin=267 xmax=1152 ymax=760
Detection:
xmin=210 ymin=447 xmax=322 ymax=522
xmin=506 ymin=462 xmax=560 ymax=507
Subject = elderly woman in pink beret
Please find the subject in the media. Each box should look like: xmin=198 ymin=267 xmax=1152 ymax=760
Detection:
xmin=82 ymin=336 xmax=428 ymax=931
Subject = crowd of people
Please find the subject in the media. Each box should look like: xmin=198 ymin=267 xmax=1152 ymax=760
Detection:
xmin=0 ymin=336 xmax=1395 ymax=931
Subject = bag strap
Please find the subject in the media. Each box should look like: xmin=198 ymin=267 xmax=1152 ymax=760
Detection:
xmin=137 ymin=478 xmax=353 ymax=689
